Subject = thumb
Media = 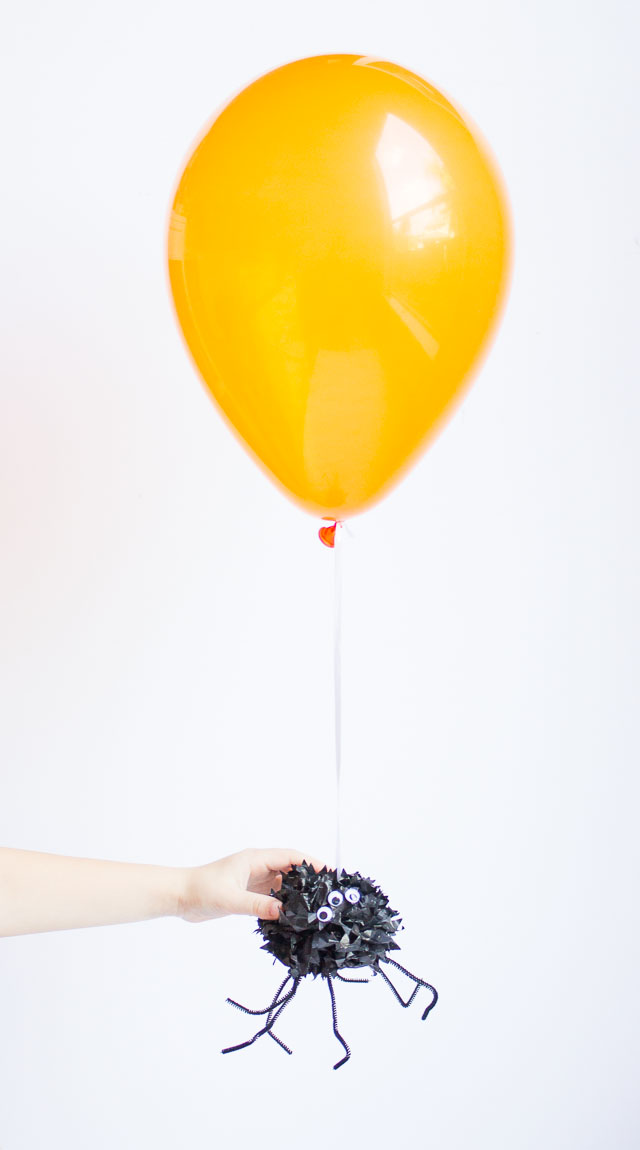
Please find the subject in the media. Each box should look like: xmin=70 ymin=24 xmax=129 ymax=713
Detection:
xmin=234 ymin=891 xmax=282 ymax=921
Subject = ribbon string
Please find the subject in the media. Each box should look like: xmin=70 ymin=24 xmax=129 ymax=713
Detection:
xmin=333 ymin=522 xmax=343 ymax=873
xmin=318 ymin=518 xmax=348 ymax=871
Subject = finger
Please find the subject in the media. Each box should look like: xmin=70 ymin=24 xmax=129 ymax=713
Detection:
xmin=233 ymin=889 xmax=282 ymax=921
xmin=259 ymin=848 xmax=326 ymax=874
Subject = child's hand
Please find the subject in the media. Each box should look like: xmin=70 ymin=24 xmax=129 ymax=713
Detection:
xmin=0 ymin=845 xmax=324 ymax=937
xmin=179 ymin=847 xmax=325 ymax=923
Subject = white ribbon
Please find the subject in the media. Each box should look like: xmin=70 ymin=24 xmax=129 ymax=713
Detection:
xmin=333 ymin=521 xmax=344 ymax=873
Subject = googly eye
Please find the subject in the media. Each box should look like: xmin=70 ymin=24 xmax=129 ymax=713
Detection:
xmin=317 ymin=906 xmax=333 ymax=923
xmin=328 ymin=890 xmax=344 ymax=908
xmin=344 ymin=888 xmax=361 ymax=904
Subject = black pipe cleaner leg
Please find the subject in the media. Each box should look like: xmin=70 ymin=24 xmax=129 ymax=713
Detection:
xmin=263 ymin=979 xmax=299 ymax=1054
xmin=377 ymin=965 xmax=421 ymax=1008
xmin=226 ymin=974 xmax=292 ymax=1016
xmin=221 ymin=976 xmax=300 ymax=1056
xmin=326 ymin=976 xmax=351 ymax=1070
xmin=381 ymin=956 xmax=438 ymax=1020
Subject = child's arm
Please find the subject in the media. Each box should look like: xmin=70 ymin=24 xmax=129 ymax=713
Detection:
xmin=0 ymin=846 xmax=323 ymax=937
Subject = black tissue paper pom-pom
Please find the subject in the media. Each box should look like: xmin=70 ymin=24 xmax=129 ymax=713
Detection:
xmin=258 ymin=861 xmax=402 ymax=979
xmin=223 ymin=861 xmax=438 ymax=1068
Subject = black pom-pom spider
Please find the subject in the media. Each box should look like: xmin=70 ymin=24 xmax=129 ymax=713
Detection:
xmin=221 ymin=862 xmax=438 ymax=1069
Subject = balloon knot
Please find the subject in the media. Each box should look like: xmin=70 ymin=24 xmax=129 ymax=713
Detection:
xmin=319 ymin=521 xmax=338 ymax=548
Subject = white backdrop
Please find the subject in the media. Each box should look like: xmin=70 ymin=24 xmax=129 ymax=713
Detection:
xmin=1 ymin=2 xmax=639 ymax=1147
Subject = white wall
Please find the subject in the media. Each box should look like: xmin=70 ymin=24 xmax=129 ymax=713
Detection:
xmin=1 ymin=2 xmax=639 ymax=1147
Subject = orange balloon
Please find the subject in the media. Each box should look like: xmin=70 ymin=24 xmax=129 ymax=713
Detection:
xmin=168 ymin=54 xmax=511 ymax=520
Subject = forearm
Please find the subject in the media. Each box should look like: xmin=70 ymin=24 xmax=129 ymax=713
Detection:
xmin=0 ymin=848 xmax=189 ymax=937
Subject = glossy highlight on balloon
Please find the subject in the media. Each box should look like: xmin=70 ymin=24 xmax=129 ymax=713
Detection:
xmin=169 ymin=54 xmax=511 ymax=519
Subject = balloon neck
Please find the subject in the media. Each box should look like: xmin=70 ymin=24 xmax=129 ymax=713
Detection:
xmin=319 ymin=520 xmax=340 ymax=548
